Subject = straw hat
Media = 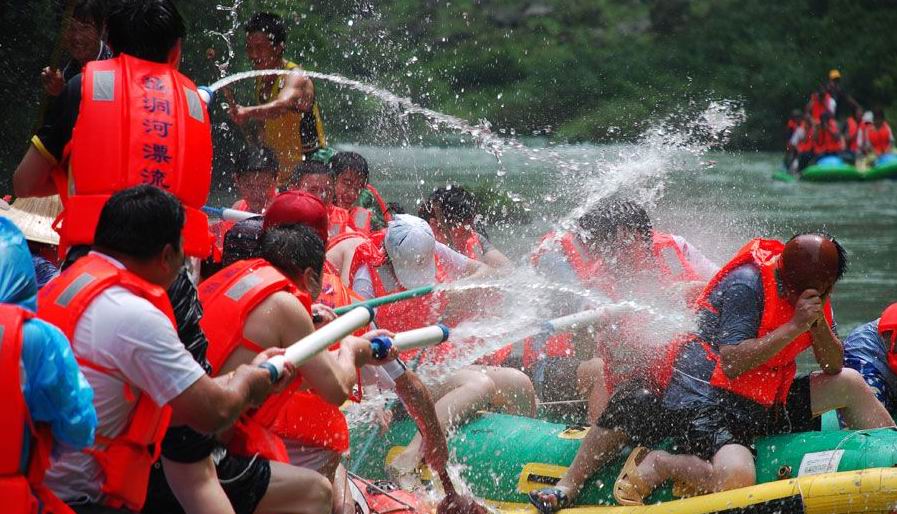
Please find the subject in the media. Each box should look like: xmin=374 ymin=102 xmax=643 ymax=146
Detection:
xmin=0 ymin=196 xmax=62 ymax=246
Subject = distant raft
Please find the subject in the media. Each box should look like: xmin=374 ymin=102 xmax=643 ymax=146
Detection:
xmin=800 ymin=154 xmax=897 ymax=182
xmin=349 ymin=412 xmax=897 ymax=512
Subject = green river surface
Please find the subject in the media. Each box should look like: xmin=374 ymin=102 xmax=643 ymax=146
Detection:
xmin=216 ymin=144 xmax=896 ymax=336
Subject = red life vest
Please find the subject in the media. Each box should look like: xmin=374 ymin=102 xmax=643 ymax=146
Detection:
xmin=796 ymin=121 xmax=815 ymax=153
xmin=53 ymin=54 xmax=213 ymax=258
xmin=809 ymin=92 xmax=832 ymax=122
xmin=867 ymin=122 xmax=894 ymax=155
xmin=656 ymin=239 xmax=833 ymax=407
xmin=846 ymin=117 xmax=859 ymax=152
xmin=37 ymin=253 xmax=174 ymax=512
xmin=0 ymin=305 xmax=75 ymax=514
xmin=813 ymin=119 xmax=844 ymax=154
xmin=199 ymin=259 xmax=351 ymax=455
xmin=328 ymin=205 xmax=352 ymax=238
xmin=365 ymin=184 xmax=393 ymax=223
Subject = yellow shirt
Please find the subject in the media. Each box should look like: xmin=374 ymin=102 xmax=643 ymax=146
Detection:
xmin=255 ymin=59 xmax=327 ymax=186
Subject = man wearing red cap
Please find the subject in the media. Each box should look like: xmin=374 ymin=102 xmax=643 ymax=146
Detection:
xmin=843 ymin=303 xmax=897 ymax=414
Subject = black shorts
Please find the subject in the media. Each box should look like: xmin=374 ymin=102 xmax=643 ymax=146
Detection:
xmin=143 ymin=451 xmax=272 ymax=514
xmin=527 ymin=356 xmax=581 ymax=403
xmin=679 ymin=375 xmax=820 ymax=460
xmin=594 ymin=380 xmax=678 ymax=448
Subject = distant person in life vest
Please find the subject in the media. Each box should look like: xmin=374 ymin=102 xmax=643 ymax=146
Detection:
xmin=0 ymin=218 xmax=96 ymax=514
xmin=858 ymin=109 xmax=894 ymax=159
xmin=227 ymin=12 xmax=327 ymax=187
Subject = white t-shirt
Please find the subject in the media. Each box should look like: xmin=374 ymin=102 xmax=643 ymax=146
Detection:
xmin=46 ymin=253 xmax=206 ymax=504
xmin=352 ymin=242 xmax=473 ymax=300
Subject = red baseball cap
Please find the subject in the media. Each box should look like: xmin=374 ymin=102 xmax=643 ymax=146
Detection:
xmin=879 ymin=303 xmax=897 ymax=336
xmin=263 ymin=191 xmax=329 ymax=244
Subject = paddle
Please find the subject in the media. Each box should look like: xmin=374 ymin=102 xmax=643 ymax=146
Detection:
xmin=333 ymin=285 xmax=436 ymax=315
xmin=437 ymin=468 xmax=488 ymax=514
xmin=258 ymin=305 xmax=379 ymax=382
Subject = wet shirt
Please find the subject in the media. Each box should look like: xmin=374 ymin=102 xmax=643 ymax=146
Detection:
xmin=843 ymin=319 xmax=897 ymax=412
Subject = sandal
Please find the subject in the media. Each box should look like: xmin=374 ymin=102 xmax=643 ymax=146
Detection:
xmin=672 ymin=479 xmax=700 ymax=498
xmin=527 ymin=486 xmax=573 ymax=514
xmin=612 ymin=446 xmax=654 ymax=506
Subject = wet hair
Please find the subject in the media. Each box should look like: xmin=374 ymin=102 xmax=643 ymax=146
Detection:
xmin=260 ymin=224 xmax=325 ymax=278
xmin=94 ymin=185 xmax=184 ymax=260
xmin=785 ymin=232 xmax=848 ymax=282
xmin=578 ymin=199 xmax=652 ymax=246
xmin=431 ymin=185 xmax=478 ymax=226
xmin=418 ymin=198 xmax=435 ymax=221
xmin=290 ymin=161 xmax=332 ymax=187
xmin=235 ymin=146 xmax=278 ymax=176
xmin=330 ymin=152 xmax=369 ymax=182
xmin=245 ymin=12 xmax=286 ymax=47
xmin=221 ymin=217 xmax=264 ymax=267
xmin=874 ymin=109 xmax=885 ymax=121
xmin=106 ymin=0 xmax=185 ymax=63
xmin=73 ymin=0 xmax=106 ymax=28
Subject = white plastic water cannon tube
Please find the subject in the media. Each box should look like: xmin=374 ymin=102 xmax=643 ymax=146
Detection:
xmin=543 ymin=304 xmax=630 ymax=335
xmin=391 ymin=324 xmax=451 ymax=352
xmin=220 ymin=207 xmax=260 ymax=222
xmin=261 ymin=306 xmax=374 ymax=380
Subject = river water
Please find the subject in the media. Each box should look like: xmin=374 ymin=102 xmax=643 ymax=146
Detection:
xmin=267 ymin=144 xmax=894 ymax=334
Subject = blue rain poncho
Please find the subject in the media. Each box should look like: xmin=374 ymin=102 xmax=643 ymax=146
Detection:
xmin=0 ymin=218 xmax=96 ymax=469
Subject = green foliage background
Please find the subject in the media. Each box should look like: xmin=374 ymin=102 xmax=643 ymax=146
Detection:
xmin=3 ymin=0 xmax=896 ymax=184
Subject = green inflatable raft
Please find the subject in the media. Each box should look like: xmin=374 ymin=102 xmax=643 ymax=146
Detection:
xmin=800 ymin=156 xmax=864 ymax=182
xmin=348 ymin=412 xmax=897 ymax=508
xmin=799 ymin=154 xmax=897 ymax=182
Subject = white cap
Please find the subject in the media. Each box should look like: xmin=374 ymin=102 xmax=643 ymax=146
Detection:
xmin=384 ymin=214 xmax=436 ymax=289
xmin=863 ymin=111 xmax=874 ymax=123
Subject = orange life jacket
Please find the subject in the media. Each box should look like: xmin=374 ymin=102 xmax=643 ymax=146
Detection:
xmin=846 ymin=117 xmax=859 ymax=152
xmin=0 ymin=305 xmax=75 ymax=514
xmin=809 ymin=92 xmax=832 ymax=122
xmin=656 ymin=239 xmax=833 ymax=407
xmin=53 ymin=54 xmax=213 ymax=258
xmin=199 ymin=259 xmax=352 ymax=455
xmin=501 ymin=231 xmax=701 ymax=370
xmin=867 ymin=122 xmax=894 ymax=155
xmin=37 ymin=253 xmax=174 ymax=511
xmin=796 ymin=121 xmax=815 ymax=153
xmin=365 ymin=184 xmax=393 ymax=223
xmin=270 ymin=261 xmax=361 ymax=453
xmin=813 ymin=118 xmax=844 ymax=155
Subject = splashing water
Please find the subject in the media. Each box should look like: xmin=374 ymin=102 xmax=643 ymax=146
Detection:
xmin=207 ymin=0 xmax=244 ymax=78
xmin=209 ymin=68 xmax=743 ymax=434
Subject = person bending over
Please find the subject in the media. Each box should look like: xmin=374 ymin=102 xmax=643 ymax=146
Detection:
xmin=843 ymin=303 xmax=897 ymax=415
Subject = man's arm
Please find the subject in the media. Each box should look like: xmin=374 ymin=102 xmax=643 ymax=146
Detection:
xmin=394 ymin=370 xmax=449 ymax=473
xmin=719 ymin=289 xmax=823 ymax=379
xmin=13 ymin=146 xmax=58 ymax=197
xmin=810 ymin=318 xmax=843 ymax=374
xmin=231 ymin=73 xmax=314 ymax=124
xmin=168 ymin=358 xmax=275 ymax=434
xmin=241 ymin=291 xmax=374 ymax=405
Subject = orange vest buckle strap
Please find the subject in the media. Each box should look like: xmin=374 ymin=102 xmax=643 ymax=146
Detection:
xmin=56 ymin=54 xmax=213 ymax=258
xmin=690 ymin=238 xmax=833 ymax=407
xmin=37 ymin=254 xmax=174 ymax=512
